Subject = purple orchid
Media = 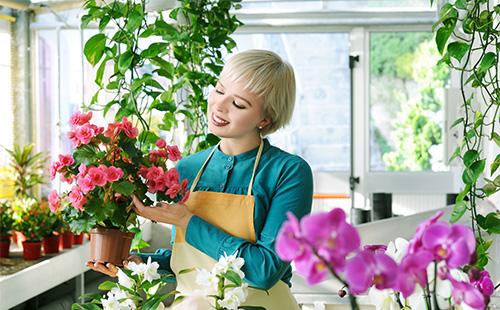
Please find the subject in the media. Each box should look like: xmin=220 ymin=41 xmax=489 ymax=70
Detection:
xmin=345 ymin=250 xmax=398 ymax=294
xmin=421 ymin=222 xmax=475 ymax=268
xmin=408 ymin=211 xmax=443 ymax=254
xmin=471 ymin=270 xmax=495 ymax=299
xmin=450 ymin=277 xmax=485 ymax=310
xmin=363 ymin=244 xmax=388 ymax=254
xmin=276 ymin=212 xmax=309 ymax=261
xmin=300 ymin=208 xmax=361 ymax=271
xmin=395 ymin=250 xmax=433 ymax=298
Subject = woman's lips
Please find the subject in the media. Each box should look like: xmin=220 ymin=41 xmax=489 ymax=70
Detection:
xmin=211 ymin=113 xmax=229 ymax=127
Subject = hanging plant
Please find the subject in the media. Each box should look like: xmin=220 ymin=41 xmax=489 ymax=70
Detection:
xmin=80 ymin=0 xmax=243 ymax=153
xmin=431 ymin=0 xmax=500 ymax=269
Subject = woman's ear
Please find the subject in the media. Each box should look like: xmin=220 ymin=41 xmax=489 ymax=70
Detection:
xmin=258 ymin=118 xmax=272 ymax=129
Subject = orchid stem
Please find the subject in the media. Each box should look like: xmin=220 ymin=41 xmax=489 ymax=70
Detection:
xmin=432 ymin=262 xmax=441 ymax=310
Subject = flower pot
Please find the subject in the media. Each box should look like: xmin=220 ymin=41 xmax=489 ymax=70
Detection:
xmin=43 ymin=234 xmax=60 ymax=254
xmin=22 ymin=240 xmax=42 ymax=260
xmin=89 ymin=228 xmax=134 ymax=266
xmin=0 ymin=235 xmax=10 ymax=258
xmin=73 ymin=233 xmax=84 ymax=245
xmin=60 ymin=231 xmax=74 ymax=250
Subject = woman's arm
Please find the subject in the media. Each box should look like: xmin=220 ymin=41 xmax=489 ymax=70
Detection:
xmin=185 ymin=159 xmax=313 ymax=289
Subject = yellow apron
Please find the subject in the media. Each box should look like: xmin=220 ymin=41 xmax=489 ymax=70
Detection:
xmin=170 ymin=140 xmax=300 ymax=310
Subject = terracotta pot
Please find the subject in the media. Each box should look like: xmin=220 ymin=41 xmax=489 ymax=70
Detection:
xmin=43 ymin=235 xmax=60 ymax=254
xmin=60 ymin=231 xmax=74 ymax=250
xmin=0 ymin=236 xmax=10 ymax=258
xmin=73 ymin=233 xmax=84 ymax=245
xmin=89 ymin=228 xmax=134 ymax=266
xmin=22 ymin=240 xmax=42 ymax=260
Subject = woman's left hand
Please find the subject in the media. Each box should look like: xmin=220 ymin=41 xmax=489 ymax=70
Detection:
xmin=131 ymin=195 xmax=193 ymax=229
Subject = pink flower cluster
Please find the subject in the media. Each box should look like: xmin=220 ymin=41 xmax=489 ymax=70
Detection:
xmin=138 ymin=165 xmax=188 ymax=201
xmin=149 ymin=139 xmax=182 ymax=162
xmin=104 ymin=117 xmax=139 ymax=140
xmin=50 ymin=154 xmax=75 ymax=180
xmin=67 ymin=111 xmax=105 ymax=147
xmin=276 ymin=209 xmax=491 ymax=310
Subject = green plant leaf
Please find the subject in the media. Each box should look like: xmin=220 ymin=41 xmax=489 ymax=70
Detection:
xmin=98 ymin=280 xmax=117 ymax=291
xmin=456 ymin=185 xmax=470 ymax=203
xmin=436 ymin=26 xmax=454 ymax=54
xmin=463 ymin=150 xmax=479 ymax=167
xmin=95 ymin=58 xmax=107 ymax=87
xmin=479 ymin=212 xmax=500 ymax=234
xmin=449 ymin=117 xmax=464 ymax=129
xmin=491 ymin=154 xmax=500 ymax=175
xmin=462 ymin=168 xmax=474 ymax=185
xmin=178 ymin=268 xmax=195 ymax=275
xmin=448 ymin=146 xmax=461 ymax=164
xmin=482 ymin=182 xmax=497 ymax=196
xmin=492 ymin=132 xmax=500 ymax=148
xmin=447 ymin=41 xmax=469 ymax=62
xmin=84 ymin=33 xmax=106 ymax=66
xmin=112 ymin=181 xmax=135 ymax=196
xmin=450 ymin=201 xmax=468 ymax=223
xmin=72 ymin=304 xmax=102 ymax=310
xmin=223 ymin=270 xmax=242 ymax=286
xmin=470 ymin=159 xmax=486 ymax=181
xmin=118 ymin=51 xmax=134 ymax=74
xmin=479 ymin=52 xmax=496 ymax=73
xmin=126 ymin=7 xmax=143 ymax=32
xmin=138 ymin=131 xmax=161 ymax=145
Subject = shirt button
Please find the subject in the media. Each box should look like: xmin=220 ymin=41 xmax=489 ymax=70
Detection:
xmin=220 ymin=184 xmax=224 ymax=190
xmin=225 ymin=165 xmax=232 ymax=170
xmin=228 ymin=157 xmax=233 ymax=162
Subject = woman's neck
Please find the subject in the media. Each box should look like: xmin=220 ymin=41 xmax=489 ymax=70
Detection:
xmin=219 ymin=135 xmax=262 ymax=156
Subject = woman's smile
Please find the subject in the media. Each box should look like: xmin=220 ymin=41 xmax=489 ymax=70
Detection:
xmin=211 ymin=113 xmax=230 ymax=127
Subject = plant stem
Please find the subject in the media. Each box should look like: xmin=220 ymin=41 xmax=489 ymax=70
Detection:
xmin=432 ymin=262 xmax=441 ymax=310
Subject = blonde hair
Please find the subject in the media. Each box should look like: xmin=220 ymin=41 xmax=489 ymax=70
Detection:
xmin=220 ymin=49 xmax=296 ymax=136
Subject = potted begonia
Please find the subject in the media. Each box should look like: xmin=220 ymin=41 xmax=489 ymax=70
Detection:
xmin=12 ymin=198 xmax=49 ymax=260
xmin=49 ymin=111 xmax=188 ymax=266
xmin=0 ymin=200 xmax=14 ymax=258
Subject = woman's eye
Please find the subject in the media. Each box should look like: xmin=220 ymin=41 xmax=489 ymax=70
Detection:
xmin=233 ymin=101 xmax=245 ymax=109
xmin=215 ymin=89 xmax=224 ymax=95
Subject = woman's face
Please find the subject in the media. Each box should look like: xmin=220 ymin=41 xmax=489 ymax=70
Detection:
xmin=207 ymin=76 xmax=270 ymax=140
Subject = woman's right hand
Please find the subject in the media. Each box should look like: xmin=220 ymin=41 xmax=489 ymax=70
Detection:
xmin=86 ymin=254 xmax=143 ymax=277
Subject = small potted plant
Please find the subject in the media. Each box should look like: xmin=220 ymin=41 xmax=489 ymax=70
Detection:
xmin=40 ymin=198 xmax=65 ymax=254
xmin=0 ymin=200 xmax=14 ymax=258
xmin=49 ymin=111 xmax=188 ymax=266
xmin=12 ymin=198 xmax=47 ymax=260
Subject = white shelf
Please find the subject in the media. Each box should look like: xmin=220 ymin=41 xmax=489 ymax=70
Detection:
xmin=0 ymin=242 xmax=90 ymax=310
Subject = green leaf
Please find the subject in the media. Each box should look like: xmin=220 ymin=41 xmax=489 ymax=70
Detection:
xmin=456 ymin=185 xmax=470 ymax=203
xmin=84 ymin=33 xmax=106 ymax=66
xmin=178 ymin=268 xmax=195 ymax=275
xmin=72 ymin=304 xmax=102 ymax=310
xmin=126 ymin=7 xmax=143 ymax=32
xmin=73 ymin=146 xmax=99 ymax=165
xmin=454 ymin=0 xmax=467 ymax=9
xmin=448 ymin=146 xmax=461 ymax=164
xmin=138 ymin=131 xmax=161 ymax=145
xmin=470 ymin=159 xmax=485 ymax=180
xmin=462 ymin=168 xmax=475 ymax=185
xmin=463 ymin=150 xmax=479 ymax=167
xmin=480 ymin=212 xmax=500 ymax=234
xmin=118 ymin=51 xmax=134 ymax=74
xmin=447 ymin=42 xmax=469 ymax=62
xmin=479 ymin=52 xmax=496 ymax=73
xmin=95 ymin=58 xmax=107 ymax=87
xmin=449 ymin=117 xmax=464 ymax=129
xmin=436 ymin=26 xmax=454 ymax=54
xmin=482 ymin=182 xmax=497 ymax=196
xmin=491 ymin=154 xmax=500 ymax=174
xmin=111 ymin=181 xmax=135 ymax=196
xmin=492 ymin=132 xmax=500 ymax=148
xmin=223 ymin=270 xmax=242 ymax=286
xmin=98 ymin=280 xmax=117 ymax=291
xmin=450 ymin=201 xmax=468 ymax=223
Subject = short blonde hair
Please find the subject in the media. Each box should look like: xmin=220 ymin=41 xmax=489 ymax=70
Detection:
xmin=220 ymin=49 xmax=296 ymax=136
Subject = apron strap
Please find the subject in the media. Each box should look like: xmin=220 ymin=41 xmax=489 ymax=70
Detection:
xmin=189 ymin=139 xmax=264 ymax=196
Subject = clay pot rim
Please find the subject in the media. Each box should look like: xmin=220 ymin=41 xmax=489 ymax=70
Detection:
xmin=90 ymin=228 xmax=134 ymax=238
xmin=22 ymin=240 xmax=42 ymax=244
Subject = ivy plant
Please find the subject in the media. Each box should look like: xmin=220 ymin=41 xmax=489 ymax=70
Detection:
xmin=81 ymin=0 xmax=242 ymax=153
xmin=432 ymin=0 xmax=500 ymax=269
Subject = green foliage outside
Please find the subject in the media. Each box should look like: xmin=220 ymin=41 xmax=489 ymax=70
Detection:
xmin=370 ymin=33 xmax=449 ymax=171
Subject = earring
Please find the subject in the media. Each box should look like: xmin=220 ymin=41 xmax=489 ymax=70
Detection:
xmin=258 ymin=126 xmax=263 ymax=130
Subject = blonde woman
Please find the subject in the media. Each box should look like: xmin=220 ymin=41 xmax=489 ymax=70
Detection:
xmin=91 ymin=49 xmax=313 ymax=309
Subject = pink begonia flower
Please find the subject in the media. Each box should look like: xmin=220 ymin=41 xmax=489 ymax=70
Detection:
xmin=450 ymin=278 xmax=485 ymax=310
xmin=471 ymin=270 xmax=494 ymax=298
xmin=106 ymin=166 xmax=124 ymax=183
xmin=68 ymin=130 xmax=81 ymax=147
xmin=60 ymin=174 xmax=74 ymax=184
xmin=48 ymin=190 xmax=60 ymax=213
xmin=69 ymin=186 xmax=87 ymax=211
xmin=50 ymin=161 xmax=63 ymax=180
xmin=78 ymin=176 xmax=95 ymax=194
xmin=300 ymin=208 xmax=360 ymax=271
xmin=104 ymin=122 xmax=122 ymax=139
xmin=75 ymin=123 xmax=96 ymax=145
xmin=87 ymin=166 xmax=108 ymax=187
xmin=78 ymin=163 xmax=87 ymax=178
xmin=58 ymin=154 xmax=74 ymax=167
xmin=146 ymin=166 xmax=164 ymax=182
xmin=395 ymin=250 xmax=433 ymax=298
xmin=167 ymin=145 xmax=182 ymax=161
xmin=166 ymin=183 xmax=180 ymax=199
xmin=148 ymin=177 xmax=166 ymax=193
xmin=164 ymin=168 xmax=180 ymax=188
xmin=156 ymin=139 xmax=166 ymax=148
xmin=408 ymin=211 xmax=443 ymax=254
xmin=149 ymin=153 xmax=158 ymax=163
xmin=345 ymin=250 xmax=398 ymax=294
xmin=138 ymin=166 xmax=148 ymax=178
xmin=421 ymin=222 xmax=475 ymax=268
xmin=121 ymin=117 xmax=138 ymax=139
xmin=70 ymin=111 xmax=93 ymax=127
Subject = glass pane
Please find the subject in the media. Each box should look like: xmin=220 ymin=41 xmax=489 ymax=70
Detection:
xmin=369 ymin=32 xmax=448 ymax=172
xmin=0 ymin=19 xmax=12 ymax=176
xmin=233 ymin=33 xmax=351 ymax=171
xmin=241 ymin=0 xmax=431 ymax=11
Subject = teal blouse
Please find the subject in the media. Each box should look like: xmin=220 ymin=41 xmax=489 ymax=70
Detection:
xmin=137 ymin=138 xmax=313 ymax=290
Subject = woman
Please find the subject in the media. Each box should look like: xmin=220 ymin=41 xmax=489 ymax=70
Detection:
xmin=89 ymin=49 xmax=313 ymax=309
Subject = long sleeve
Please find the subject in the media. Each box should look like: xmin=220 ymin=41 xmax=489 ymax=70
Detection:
xmin=185 ymin=158 xmax=313 ymax=289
